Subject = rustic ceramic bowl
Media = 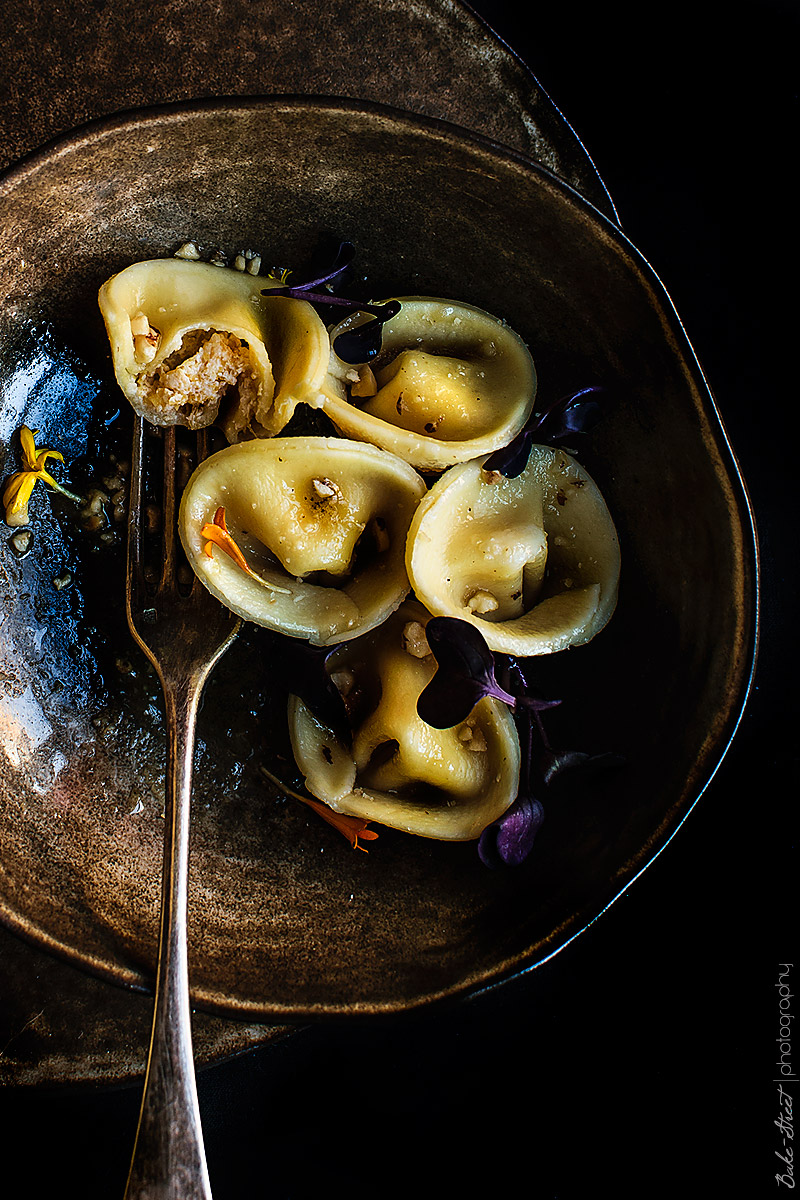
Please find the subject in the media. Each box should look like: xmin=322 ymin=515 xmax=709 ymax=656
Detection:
xmin=0 ymin=98 xmax=757 ymax=1018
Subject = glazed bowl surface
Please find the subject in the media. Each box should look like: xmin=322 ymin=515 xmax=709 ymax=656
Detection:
xmin=0 ymin=98 xmax=756 ymax=1017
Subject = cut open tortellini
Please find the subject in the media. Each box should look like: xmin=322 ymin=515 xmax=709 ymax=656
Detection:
xmin=406 ymin=445 xmax=620 ymax=656
xmin=320 ymin=297 xmax=537 ymax=471
xmin=288 ymin=604 xmax=521 ymax=840
xmin=98 ymin=259 xmax=331 ymax=439
xmin=179 ymin=436 xmax=426 ymax=645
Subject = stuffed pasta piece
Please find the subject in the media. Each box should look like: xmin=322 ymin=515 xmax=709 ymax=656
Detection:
xmin=288 ymin=603 xmax=521 ymax=840
xmin=406 ymin=445 xmax=620 ymax=656
xmin=98 ymin=258 xmax=331 ymax=439
xmin=179 ymin=436 xmax=426 ymax=645
xmin=320 ymin=297 xmax=537 ymax=471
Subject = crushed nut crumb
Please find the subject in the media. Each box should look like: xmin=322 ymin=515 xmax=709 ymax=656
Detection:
xmin=9 ymin=528 xmax=32 ymax=557
xmin=330 ymin=668 xmax=355 ymax=697
xmin=466 ymin=589 xmax=499 ymax=615
xmin=350 ymin=364 xmax=378 ymax=398
xmin=311 ymin=477 xmax=342 ymax=502
xmin=401 ymin=620 xmax=431 ymax=658
xmin=468 ymin=727 xmax=488 ymax=752
xmin=174 ymin=242 xmax=201 ymax=260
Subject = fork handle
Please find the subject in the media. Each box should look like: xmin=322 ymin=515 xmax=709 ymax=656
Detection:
xmin=124 ymin=674 xmax=212 ymax=1200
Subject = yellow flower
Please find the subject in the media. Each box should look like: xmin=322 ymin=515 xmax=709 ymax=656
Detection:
xmin=2 ymin=425 xmax=81 ymax=527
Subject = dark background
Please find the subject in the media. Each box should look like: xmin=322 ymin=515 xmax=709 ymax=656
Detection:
xmin=2 ymin=2 xmax=797 ymax=1196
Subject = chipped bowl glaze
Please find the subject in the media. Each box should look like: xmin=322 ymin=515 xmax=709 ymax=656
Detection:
xmin=0 ymin=98 xmax=757 ymax=1018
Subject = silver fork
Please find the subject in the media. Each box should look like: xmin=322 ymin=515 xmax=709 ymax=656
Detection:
xmin=124 ymin=416 xmax=240 ymax=1200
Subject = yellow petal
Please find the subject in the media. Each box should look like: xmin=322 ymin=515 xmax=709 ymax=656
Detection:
xmin=3 ymin=471 xmax=36 ymax=517
xmin=33 ymin=467 xmax=60 ymax=490
xmin=19 ymin=426 xmax=39 ymax=469
xmin=35 ymin=448 xmax=64 ymax=470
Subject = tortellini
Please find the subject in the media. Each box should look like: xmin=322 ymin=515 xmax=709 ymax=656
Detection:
xmin=320 ymin=297 xmax=537 ymax=471
xmin=99 ymin=252 xmax=621 ymax=847
xmin=98 ymin=259 xmax=331 ymax=439
xmin=406 ymin=446 xmax=620 ymax=656
xmin=288 ymin=604 xmax=521 ymax=840
xmin=178 ymin=436 xmax=426 ymax=645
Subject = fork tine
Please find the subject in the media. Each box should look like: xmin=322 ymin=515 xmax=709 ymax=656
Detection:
xmin=159 ymin=425 xmax=178 ymax=594
xmin=127 ymin=415 xmax=146 ymax=605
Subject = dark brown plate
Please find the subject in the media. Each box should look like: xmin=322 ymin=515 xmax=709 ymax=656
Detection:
xmin=0 ymin=97 xmax=757 ymax=1019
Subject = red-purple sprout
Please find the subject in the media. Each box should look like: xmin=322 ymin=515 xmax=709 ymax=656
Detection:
xmin=262 ymin=240 xmax=401 ymax=363
xmin=483 ymin=386 xmax=606 ymax=477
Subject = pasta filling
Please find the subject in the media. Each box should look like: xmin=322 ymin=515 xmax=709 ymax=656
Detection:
xmin=136 ymin=329 xmax=261 ymax=430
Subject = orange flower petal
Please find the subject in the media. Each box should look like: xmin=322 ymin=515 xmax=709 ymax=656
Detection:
xmin=300 ymin=795 xmax=379 ymax=852
xmin=200 ymin=506 xmax=290 ymax=593
xmin=201 ymin=520 xmax=251 ymax=573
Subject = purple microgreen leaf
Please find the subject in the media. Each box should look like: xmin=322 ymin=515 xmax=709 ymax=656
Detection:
xmin=416 ymin=617 xmax=516 ymax=729
xmin=532 ymin=385 xmax=604 ymax=442
xmin=482 ymin=386 xmax=606 ymax=478
xmin=261 ymin=241 xmax=400 ymax=363
xmin=294 ymin=240 xmax=355 ymax=292
xmin=478 ymin=795 xmax=545 ymax=868
xmin=482 ymin=428 xmax=535 ymax=478
xmin=332 ymin=300 xmax=402 ymax=364
xmin=264 ymin=241 xmax=356 ymax=298
xmin=278 ymin=639 xmax=351 ymax=744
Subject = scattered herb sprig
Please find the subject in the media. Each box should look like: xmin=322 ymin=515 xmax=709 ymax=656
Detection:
xmin=263 ymin=240 xmax=400 ymax=363
xmin=483 ymin=386 xmax=606 ymax=478
xmin=416 ymin=617 xmax=622 ymax=868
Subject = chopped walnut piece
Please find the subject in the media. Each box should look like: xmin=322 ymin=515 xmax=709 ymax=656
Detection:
xmin=131 ymin=313 xmax=160 ymax=364
xmin=311 ymin=477 xmax=342 ymax=502
xmin=130 ymin=313 xmax=150 ymax=336
xmin=457 ymin=721 xmax=488 ymax=752
xmin=350 ymin=364 xmax=378 ymax=398
xmin=402 ymin=620 xmax=431 ymax=658
xmin=174 ymin=241 xmax=201 ymax=260
xmin=466 ymin=589 xmax=499 ymax=615
xmin=133 ymin=331 xmax=159 ymax=364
